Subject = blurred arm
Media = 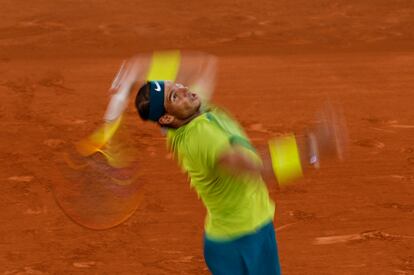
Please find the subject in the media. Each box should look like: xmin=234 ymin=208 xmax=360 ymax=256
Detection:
xmin=104 ymin=54 xmax=151 ymax=122
xmin=176 ymin=51 xmax=218 ymax=103
xmin=217 ymin=146 xmax=266 ymax=177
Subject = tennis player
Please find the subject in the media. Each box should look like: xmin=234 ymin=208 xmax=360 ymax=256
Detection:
xmin=106 ymin=51 xmax=345 ymax=274
xmin=135 ymin=80 xmax=281 ymax=275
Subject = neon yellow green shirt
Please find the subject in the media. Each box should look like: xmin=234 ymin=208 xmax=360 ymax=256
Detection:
xmin=167 ymin=107 xmax=275 ymax=241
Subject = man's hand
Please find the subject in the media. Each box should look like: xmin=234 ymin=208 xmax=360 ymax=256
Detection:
xmin=104 ymin=56 xmax=149 ymax=122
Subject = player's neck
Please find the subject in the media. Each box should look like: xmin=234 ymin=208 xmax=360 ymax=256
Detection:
xmin=175 ymin=110 xmax=202 ymax=128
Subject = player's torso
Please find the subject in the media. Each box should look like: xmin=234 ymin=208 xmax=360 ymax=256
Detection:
xmin=167 ymin=107 xmax=275 ymax=240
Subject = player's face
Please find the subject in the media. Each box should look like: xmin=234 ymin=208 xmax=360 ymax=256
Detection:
xmin=164 ymin=81 xmax=201 ymax=120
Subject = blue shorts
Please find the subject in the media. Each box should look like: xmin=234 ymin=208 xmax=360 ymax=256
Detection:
xmin=203 ymin=222 xmax=281 ymax=275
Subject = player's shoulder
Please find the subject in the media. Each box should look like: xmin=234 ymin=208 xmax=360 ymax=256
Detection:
xmin=185 ymin=112 xmax=218 ymax=137
xmin=167 ymin=113 xmax=214 ymax=144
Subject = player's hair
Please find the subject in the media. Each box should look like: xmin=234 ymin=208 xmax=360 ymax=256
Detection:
xmin=135 ymin=82 xmax=151 ymax=121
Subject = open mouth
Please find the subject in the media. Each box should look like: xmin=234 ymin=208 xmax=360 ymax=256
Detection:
xmin=190 ymin=93 xmax=198 ymax=101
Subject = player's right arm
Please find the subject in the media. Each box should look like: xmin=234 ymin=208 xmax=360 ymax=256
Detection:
xmin=184 ymin=119 xmax=265 ymax=179
xmin=217 ymin=146 xmax=265 ymax=177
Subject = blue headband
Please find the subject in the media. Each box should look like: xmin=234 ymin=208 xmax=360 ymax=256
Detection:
xmin=148 ymin=81 xmax=166 ymax=122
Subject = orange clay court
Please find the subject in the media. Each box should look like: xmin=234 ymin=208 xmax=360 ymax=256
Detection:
xmin=1 ymin=1 xmax=413 ymax=274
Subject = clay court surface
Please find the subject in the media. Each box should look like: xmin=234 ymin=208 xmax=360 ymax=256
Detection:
xmin=1 ymin=1 xmax=414 ymax=274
